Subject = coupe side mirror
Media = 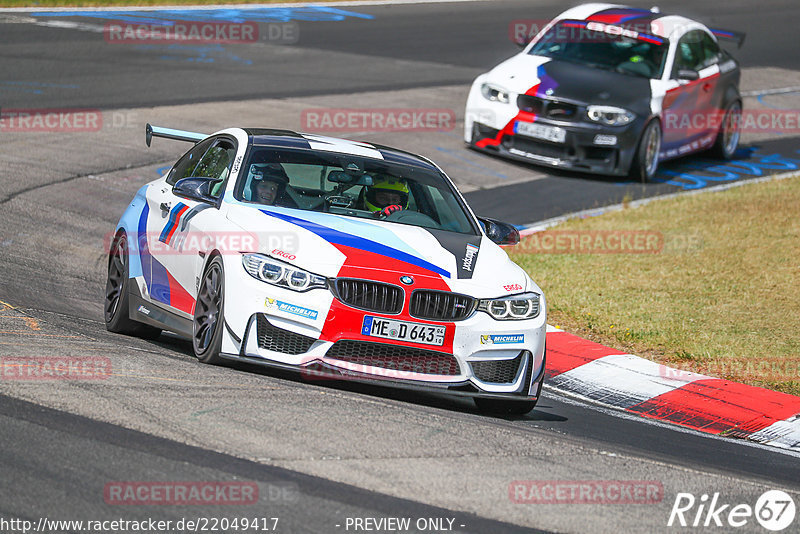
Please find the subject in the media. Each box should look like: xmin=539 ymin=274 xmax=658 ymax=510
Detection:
xmin=675 ymin=68 xmax=700 ymax=81
xmin=173 ymin=177 xmax=220 ymax=204
xmin=478 ymin=217 xmax=520 ymax=246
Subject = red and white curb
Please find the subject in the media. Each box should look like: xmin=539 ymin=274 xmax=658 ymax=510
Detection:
xmin=544 ymin=325 xmax=800 ymax=452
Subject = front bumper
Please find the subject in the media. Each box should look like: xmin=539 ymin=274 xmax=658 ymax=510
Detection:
xmin=468 ymin=118 xmax=643 ymax=177
xmin=221 ymin=258 xmax=546 ymax=399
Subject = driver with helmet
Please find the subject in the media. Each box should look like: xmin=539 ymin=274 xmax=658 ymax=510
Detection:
xmin=362 ymin=177 xmax=409 ymax=217
xmin=248 ymin=163 xmax=290 ymax=206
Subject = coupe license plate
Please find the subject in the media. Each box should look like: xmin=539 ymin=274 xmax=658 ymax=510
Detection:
xmin=361 ymin=316 xmax=445 ymax=346
xmin=515 ymin=121 xmax=566 ymax=143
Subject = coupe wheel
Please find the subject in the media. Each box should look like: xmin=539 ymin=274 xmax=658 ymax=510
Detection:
xmin=193 ymin=257 xmax=225 ymax=364
xmin=104 ymin=233 xmax=161 ymax=338
xmin=630 ymin=120 xmax=662 ymax=183
xmin=710 ymin=100 xmax=742 ymax=159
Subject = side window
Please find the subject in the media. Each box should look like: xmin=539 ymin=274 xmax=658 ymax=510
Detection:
xmin=166 ymin=138 xmax=214 ymax=186
xmin=672 ymin=31 xmax=705 ymax=76
xmin=192 ymin=140 xmax=236 ymax=181
xmin=699 ymin=32 xmax=721 ymax=68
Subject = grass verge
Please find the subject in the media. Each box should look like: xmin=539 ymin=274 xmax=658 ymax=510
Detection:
xmin=510 ymin=174 xmax=800 ymax=396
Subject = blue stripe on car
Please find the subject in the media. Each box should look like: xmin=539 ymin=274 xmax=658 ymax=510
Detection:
xmin=260 ymin=209 xmax=451 ymax=278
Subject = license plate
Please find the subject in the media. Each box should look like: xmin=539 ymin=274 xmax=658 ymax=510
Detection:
xmin=361 ymin=316 xmax=445 ymax=346
xmin=515 ymin=121 xmax=566 ymax=143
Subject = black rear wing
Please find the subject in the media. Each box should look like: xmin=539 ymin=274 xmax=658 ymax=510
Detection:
xmin=145 ymin=123 xmax=206 ymax=147
xmin=709 ymin=28 xmax=746 ymax=48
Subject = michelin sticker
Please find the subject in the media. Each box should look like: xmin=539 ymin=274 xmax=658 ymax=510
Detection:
xmin=480 ymin=334 xmax=524 ymax=344
xmin=265 ymin=298 xmax=318 ymax=320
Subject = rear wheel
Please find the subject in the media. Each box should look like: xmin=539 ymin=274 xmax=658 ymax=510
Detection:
xmin=193 ymin=257 xmax=225 ymax=364
xmin=474 ymin=397 xmax=537 ymax=415
xmin=104 ymin=233 xmax=161 ymax=338
xmin=629 ymin=120 xmax=662 ymax=183
xmin=710 ymin=100 xmax=742 ymax=159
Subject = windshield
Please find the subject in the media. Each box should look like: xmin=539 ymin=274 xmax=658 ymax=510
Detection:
xmin=529 ymin=20 xmax=669 ymax=79
xmin=235 ymin=147 xmax=478 ymax=235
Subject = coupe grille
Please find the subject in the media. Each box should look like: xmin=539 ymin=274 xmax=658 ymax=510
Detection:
xmin=471 ymin=352 xmax=525 ymax=383
xmin=517 ymin=95 xmax=579 ymax=121
xmin=256 ymin=314 xmax=316 ymax=355
xmin=410 ymin=290 xmax=476 ymax=321
xmin=326 ymin=340 xmax=460 ymax=376
xmin=334 ymin=278 xmax=403 ymax=314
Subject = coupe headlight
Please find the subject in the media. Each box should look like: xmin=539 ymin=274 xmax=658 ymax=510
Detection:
xmin=477 ymin=292 xmax=541 ymax=320
xmin=242 ymin=253 xmax=327 ymax=292
xmin=586 ymin=105 xmax=635 ymax=126
xmin=481 ymin=83 xmax=510 ymax=104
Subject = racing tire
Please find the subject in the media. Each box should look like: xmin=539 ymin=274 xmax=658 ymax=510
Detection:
xmin=474 ymin=397 xmax=537 ymax=416
xmin=193 ymin=256 xmax=225 ymax=365
xmin=629 ymin=120 xmax=662 ymax=183
xmin=104 ymin=233 xmax=162 ymax=339
xmin=709 ymin=100 xmax=742 ymax=160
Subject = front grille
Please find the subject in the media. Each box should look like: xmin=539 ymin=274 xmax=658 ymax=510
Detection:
xmin=256 ymin=314 xmax=316 ymax=355
xmin=471 ymin=352 xmax=525 ymax=383
xmin=326 ymin=340 xmax=460 ymax=376
xmin=508 ymin=136 xmax=570 ymax=159
xmin=410 ymin=290 xmax=476 ymax=321
xmin=334 ymin=278 xmax=404 ymax=314
xmin=517 ymin=95 xmax=579 ymax=121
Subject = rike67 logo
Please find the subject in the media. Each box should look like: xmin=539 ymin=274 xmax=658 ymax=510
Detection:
xmin=668 ymin=490 xmax=796 ymax=531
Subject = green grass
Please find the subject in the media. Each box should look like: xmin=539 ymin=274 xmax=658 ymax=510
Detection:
xmin=510 ymin=175 xmax=800 ymax=396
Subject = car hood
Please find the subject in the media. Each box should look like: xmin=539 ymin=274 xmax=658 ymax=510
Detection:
xmin=226 ymin=205 xmax=533 ymax=298
xmin=486 ymin=54 xmax=652 ymax=113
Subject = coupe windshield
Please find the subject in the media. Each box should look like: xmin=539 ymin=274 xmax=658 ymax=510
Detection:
xmin=529 ymin=20 xmax=669 ymax=79
xmin=236 ymin=147 xmax=478 ymax=235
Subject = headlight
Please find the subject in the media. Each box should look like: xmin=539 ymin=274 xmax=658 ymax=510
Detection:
xmin=242 ymin=253 xmax=327 ymax=292
xmin=586 ymin=105 xmax=635 ymax=126
xmin=481 ymin=83 xmax=510 ymax=104
xmin=477 ymin=292 xmax=541 ymax=320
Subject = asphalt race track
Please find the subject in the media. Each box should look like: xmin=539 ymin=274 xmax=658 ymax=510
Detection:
xmin=1 ymin=1 xmax=799 ymax=533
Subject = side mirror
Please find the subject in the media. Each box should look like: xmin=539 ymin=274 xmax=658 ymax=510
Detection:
xmin=173 ymin=177 xmax=220 ymax=204
xmin=478 ymin=217 xmax=520 ymax=246
xmin=675 ymin=68 xmax=700 ymax=81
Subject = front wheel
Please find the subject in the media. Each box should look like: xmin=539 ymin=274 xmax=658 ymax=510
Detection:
xmin=474 ymin=397 xmax=537 ymax=415
xmin=629 ymin=120 xmax=662 ymax=183
xmin=193 ymin=257 xmax=225 ymax=364
xmin=710 ymin=100 xmax=742 ymax=159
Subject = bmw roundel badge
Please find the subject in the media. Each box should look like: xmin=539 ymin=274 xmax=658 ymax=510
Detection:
xmin=400 ymin=275 xmax=414 ymax=285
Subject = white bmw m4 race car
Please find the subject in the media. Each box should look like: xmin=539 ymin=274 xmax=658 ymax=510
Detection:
xmin=105 ymin=125 xmax=546 ymax=414
xmin=465 ymin=3 xmax=745 ymax=181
